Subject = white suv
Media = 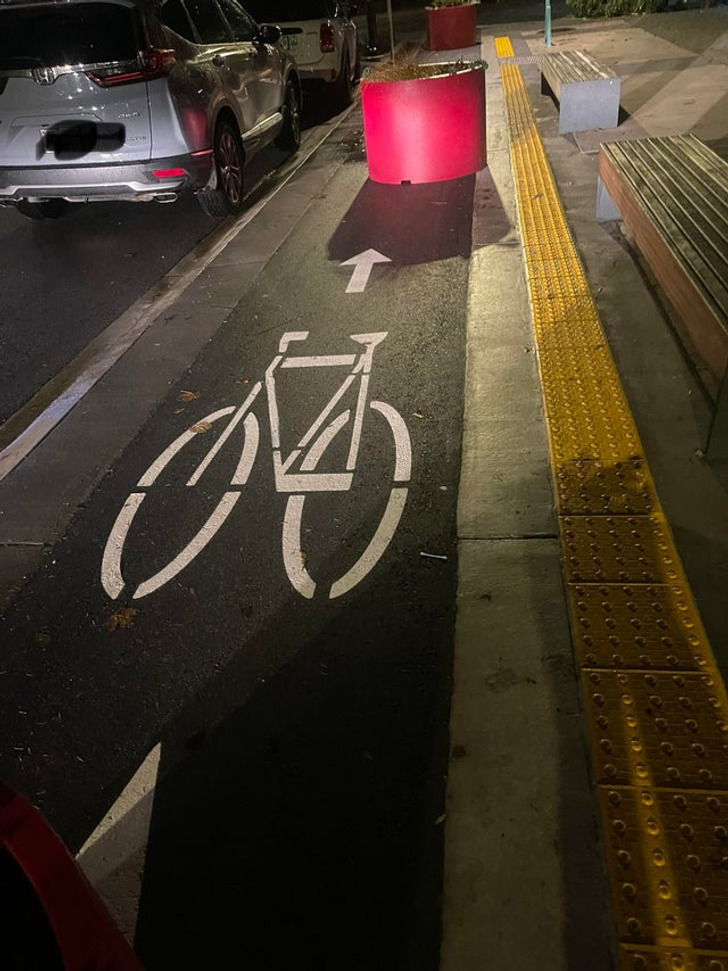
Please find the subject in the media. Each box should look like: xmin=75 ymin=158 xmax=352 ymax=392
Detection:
xmin=245 ymin=1 xmax=359 ymax=107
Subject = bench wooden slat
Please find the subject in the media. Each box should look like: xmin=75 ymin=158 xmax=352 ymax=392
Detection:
xmin=542 ymin=50 xmax=617 ymax=85
xmin=598 ymin=135 xmax=728 ymax=384
xmin=658 ymin=138 xmax=728 ymax=229
xmin=605 ymin=137 xmax=728 ymax=321
xmin=541 ymin=50 xmax=620 ymax=134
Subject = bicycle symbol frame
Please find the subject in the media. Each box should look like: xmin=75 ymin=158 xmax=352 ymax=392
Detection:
xmin=102 ymin=331 xmax=412 ymax=602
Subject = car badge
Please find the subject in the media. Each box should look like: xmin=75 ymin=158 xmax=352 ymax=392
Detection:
xmin=32 ymin=67 xmax=58 ymax=85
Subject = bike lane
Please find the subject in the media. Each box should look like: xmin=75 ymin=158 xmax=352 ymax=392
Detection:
xmin=0 ymin=132 xmax=473 ymax=968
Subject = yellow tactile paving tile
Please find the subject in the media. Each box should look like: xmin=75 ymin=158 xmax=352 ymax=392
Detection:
xmin=498 ymin=45 xmax=728 ymax=970
xmin=494 ymin=36 xmax=515 ymax=59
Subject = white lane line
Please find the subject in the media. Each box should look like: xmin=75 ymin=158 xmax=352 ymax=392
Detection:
xmin=76 ymin=743 xmax=160 ymax=945
xmin=0 ymin=103 xmax=357 ymax=484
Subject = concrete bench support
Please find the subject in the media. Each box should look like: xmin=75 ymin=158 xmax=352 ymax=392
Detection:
xmin=541 ymin=50 xmax=620 ymax=134
xmin=597 ymin=134 xmax=728 ymax=461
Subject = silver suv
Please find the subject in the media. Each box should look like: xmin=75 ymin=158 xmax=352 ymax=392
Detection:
xmin=0 ymin=0 xmax=302 ymax=219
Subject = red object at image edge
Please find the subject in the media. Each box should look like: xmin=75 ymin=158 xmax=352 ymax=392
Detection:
xmin=0 ymin=783 xmax=143 ymax=971
xmin=361 ymin=67 xmax=486 ymax=185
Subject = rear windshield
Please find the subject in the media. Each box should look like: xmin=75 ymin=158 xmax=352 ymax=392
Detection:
xmin=243 ymin=0 xmax=332 ymax=23
xmin=0 ymin=3 xmax=138 ymax=70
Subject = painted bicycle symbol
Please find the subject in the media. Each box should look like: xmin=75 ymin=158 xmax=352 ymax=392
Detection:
xmin=101 ymin=331 xmax=412 ymax=601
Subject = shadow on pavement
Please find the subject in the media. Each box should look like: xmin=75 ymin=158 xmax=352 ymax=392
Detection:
xmin=328 ymin=176 xmax=476 ymax=266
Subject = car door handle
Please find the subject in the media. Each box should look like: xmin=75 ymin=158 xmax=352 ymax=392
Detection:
xmin=212 ymin=54 xmax=225 ymax=66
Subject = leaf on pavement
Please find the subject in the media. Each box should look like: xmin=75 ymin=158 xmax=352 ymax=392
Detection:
xmin=106 ymin=607 xmax=138 ymax=631
xmin=191 ymin=420 xmax=212 ymax=434
xmin=178 ymin=390 xmax=201 ymax=402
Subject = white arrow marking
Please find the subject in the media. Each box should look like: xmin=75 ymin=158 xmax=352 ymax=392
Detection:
xmin=341 ymin=249 xmax=391 ymax=293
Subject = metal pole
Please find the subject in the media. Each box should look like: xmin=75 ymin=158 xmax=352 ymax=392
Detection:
xmin=386 ymin=0 xmax=395 ymax=60
xmin=365 ymin=0 xmax=382 ymax=58
xmin=545 ymin=0 xmax=552 ymax=47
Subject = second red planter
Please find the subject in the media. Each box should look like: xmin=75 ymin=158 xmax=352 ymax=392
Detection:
xmin=426 ymin=3 xmax=478 ymax=52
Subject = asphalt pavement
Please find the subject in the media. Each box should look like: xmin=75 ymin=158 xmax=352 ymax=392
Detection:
xmin=0 ymin=195 xmax=211 ymax=426
xmin=0 ymin=101 xmax=333 ymax=428
xmin=2 ymin=5 xmax=728 ymax=969
xmin=0 ymin=112 xmax=471 ymax=969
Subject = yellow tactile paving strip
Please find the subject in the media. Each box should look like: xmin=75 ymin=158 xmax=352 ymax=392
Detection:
xmin=494 ymin=36 xmax=515 ymax=59
xmin=499 ymin=52 xmax=728 ymax=970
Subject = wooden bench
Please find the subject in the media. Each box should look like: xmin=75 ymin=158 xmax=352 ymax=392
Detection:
xmin=541 ymin=50 xmax=620 ymax=135
xmin=597 ymin=134 xmax=728 ymax=459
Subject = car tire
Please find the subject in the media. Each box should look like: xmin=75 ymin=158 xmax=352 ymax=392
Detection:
xmin=335 ymin=52 xmax=352 ymax=109
xmin=197 ymin=120 xmax=245 ymax=218
xmin=275 ymin=80 xmax=302 ymax=153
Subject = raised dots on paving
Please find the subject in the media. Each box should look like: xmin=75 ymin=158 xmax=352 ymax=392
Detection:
xmin=498 ymin=44 xmax=728 ymax=969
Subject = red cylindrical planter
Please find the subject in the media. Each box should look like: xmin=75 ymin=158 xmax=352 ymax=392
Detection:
xmin=426 ymin=3 xmax=478 ymax=51
xmin=361 ymin=66 xmax=486 ymax=185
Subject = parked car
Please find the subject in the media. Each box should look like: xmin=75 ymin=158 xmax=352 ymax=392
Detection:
xmin=0 ymin=0 xmax=302 ymax=219
xmin=244 ymin=0 xmax=359 ymax=108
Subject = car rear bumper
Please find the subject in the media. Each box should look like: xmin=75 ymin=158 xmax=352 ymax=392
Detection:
xmin=0 ymin=151 xmax=214 ymax=203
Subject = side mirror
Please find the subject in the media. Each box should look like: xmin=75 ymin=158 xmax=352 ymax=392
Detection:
xmin=256 ymin=23 xmax=282 ymax=46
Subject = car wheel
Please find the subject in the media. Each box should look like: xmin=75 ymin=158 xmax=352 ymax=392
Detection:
xmin=335 ymin=53 xmax=352 ymax=108
xmin=275 ymin=80 xmax=302 ymax=153
xmin=197 ymin=120 xmax=244 ymax=218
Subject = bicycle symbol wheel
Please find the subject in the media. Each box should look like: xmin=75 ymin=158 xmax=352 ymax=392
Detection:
xmin=282 ymin=400 xmax=411 ymax=600
xmin=101 ymin=333 xmax=412 ymax=602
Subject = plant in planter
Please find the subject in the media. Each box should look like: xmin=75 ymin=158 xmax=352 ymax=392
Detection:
xmin=426 ymin=0 xmax=479 ymax=52
xmin=361 ymin=59 xmax=487 ymax=185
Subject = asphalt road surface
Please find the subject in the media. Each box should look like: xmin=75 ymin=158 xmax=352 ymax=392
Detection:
xmin=0 ymin=99 xmax=335 ymax=429
xmin=0 ymin=136 xmax=473 ymax=968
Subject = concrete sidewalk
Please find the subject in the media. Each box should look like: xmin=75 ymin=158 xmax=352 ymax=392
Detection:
xmin=431 ymin=8 xmax=728 ymax=970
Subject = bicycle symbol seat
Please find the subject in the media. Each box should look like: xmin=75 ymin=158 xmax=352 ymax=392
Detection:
xmin=102 ymin=331 xmax=412 ymax=602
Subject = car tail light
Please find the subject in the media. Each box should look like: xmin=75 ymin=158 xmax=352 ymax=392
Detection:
xmin=86 ymin=49 xmax=177 ymax=87
xmin=320 ymin=24 xmax=335 ymax=53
